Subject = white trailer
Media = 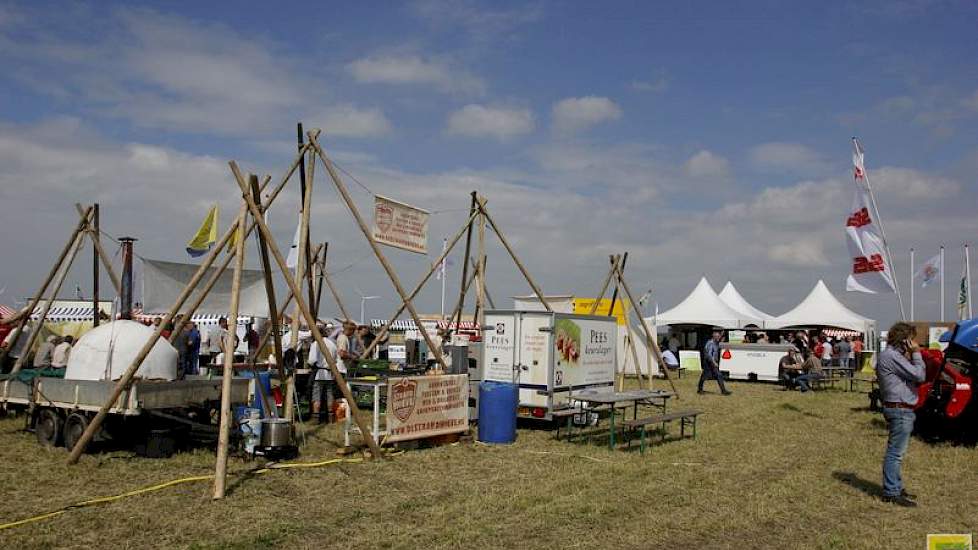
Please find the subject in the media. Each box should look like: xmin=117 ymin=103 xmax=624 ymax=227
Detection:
xmin=719 ymin=342 xmax=794 ymax=382
xmin=482 ymin=310 xmax=617 ymax=420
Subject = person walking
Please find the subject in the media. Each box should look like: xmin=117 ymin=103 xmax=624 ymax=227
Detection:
xmin=698 ymin=330 xmax=731 ymax=395
xmin=877 ymin=321 xmax=925 ymax=507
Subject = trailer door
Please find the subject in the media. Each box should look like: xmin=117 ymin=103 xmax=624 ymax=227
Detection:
xmin=516 ymin=312 xmax=553 ymax=409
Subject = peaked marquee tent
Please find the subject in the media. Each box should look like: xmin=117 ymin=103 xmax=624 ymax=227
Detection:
xmin=718 ymin=282 xmax=773 ymax=327
xmin=767 ymin=280 xmax=877 ymax=342
xmin=654 ymin=277 xmax=760 ymax=329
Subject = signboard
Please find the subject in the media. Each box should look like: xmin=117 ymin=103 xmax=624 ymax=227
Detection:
xmin=572 ymin=298 xmax=629 ymax=326
xmin=555 ymin=316 xmax=617 ymax=386
xmin=372 ymin=195 xmax=430 ymax=254
xmin=388 ymin=344 xmax=406 ymax=362
xmin=928 ymin=327 xmax=949 ymax=351
xmin=483 ymin=312 xmax=517 ymax=382
xmin=679 ymin=350 xmax=702 ymax=372
xmin=386 ymin=374 xmax=468 ymax=443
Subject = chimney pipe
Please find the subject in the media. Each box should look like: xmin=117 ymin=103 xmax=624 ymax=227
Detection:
xmin=119 ymin=237 xmax=137 ymax=320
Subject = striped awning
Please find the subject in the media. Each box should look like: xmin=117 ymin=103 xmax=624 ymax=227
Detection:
xmin=370 ymin=319 xmax=452 ymax=331
xmin=437 ymin=320 xmax=481 ymax=331
xmin=31 ymin=306 xmax=103 ymax=322
xmin=126 ymin=309 xmax=252 ymax=326
xmin=821 ymin=328 xmax=861 ymax=339
xmin=0 ymin=304 xmax=16 ymax=320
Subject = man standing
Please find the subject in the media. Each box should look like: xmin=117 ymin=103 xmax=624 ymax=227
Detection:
xmin=698 ymin=330 xmax=731 ymax=395
xmin=187 ymin=322 xmax=201 ymax=376
xmin=877 ymin=322 xmax=925 ymax=507
xmin=307 ymin=335 xmax=338 ymax=423
xmin=336 ymin=321 xmax=356 ymax=375
xmin=205 ymin=318 xmax=228 ymax=368
xmin=51 ymin=335 xmax=73 ymax=369
xmin=836 ymin=337 xmax=852 ymax=370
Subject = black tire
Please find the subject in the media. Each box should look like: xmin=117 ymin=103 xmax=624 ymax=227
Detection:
xmin=35 ymin=408 xmax=63 ymax=447
xmin=63 ymin=412 xmax=90 ymax=452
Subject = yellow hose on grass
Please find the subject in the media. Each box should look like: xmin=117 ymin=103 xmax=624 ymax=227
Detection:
xmin=0 ymin=457 xmax=366 ymax=532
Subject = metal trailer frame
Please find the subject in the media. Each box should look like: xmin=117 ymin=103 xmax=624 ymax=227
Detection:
xmin=483 ymin=310 xmax=617 ymax=421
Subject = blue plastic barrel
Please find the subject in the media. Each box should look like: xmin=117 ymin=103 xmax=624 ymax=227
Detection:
xmin=478 ymin=381 xmax=518 ymax=444
xmin=240 ymin=371 xmax=273 ymax=416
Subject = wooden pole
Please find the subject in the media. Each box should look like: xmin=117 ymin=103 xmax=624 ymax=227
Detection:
xmin=67 ymin=148 xmax=307 ymax=464
xmin=308 ymin=135 xmax=449 ymax=371
xmin=297 ymin=123 xmax=317 ymax=313
xmin=614 ymin=266 xmax=678 ymax=397
xmin=74 ymin=203 xmax=122 ymax=296
xmin=477 ymin=203 xmax=552 ymax=312
xmin=472 ymin=257 xmax=497 ymax=309
xmin=93 ymin=203 xmax=100 ymax=328
xmin=0 ymin=206 xmax=93 ymax=365
xmin=608 ymin=253 xmax=628 ymax=316
xmin=214 ymin=201 xmax=248 ymax=499
xmin=625 ymin=316 xmax=648 ymax=390
xmin=322 ymin=267 xmax=353 ymax=321
xmin=250 ymin=175 xmax=286 ymax=387
xmin=451 ymin=192 xmax=478 ymax=337
xmin=314 ymin=243 xmax=327 ymax=318
xmin=229 ymin=164 xmax=385 ymax=458
xmin=358 ymin=210 xmax=478 ymax=361
xmin=588 ymin=255 xmax=621 ymax=315
xmin=285 ymin=143 xmax=316 ymax=420
xmin=168 ymin=175 xmax=272 ymax=344
xmin=475 ymin=197 xmax=487 ymax=326
xmin=11 ymin=220 xmax=88 ymax=374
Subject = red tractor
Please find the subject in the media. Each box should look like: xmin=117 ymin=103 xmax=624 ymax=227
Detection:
xmin=913 ymin=320 xmax=978 ymax=443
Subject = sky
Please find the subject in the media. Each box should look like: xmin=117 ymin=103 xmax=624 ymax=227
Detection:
xmin=1 ymin=0 xmax=976 ymax=327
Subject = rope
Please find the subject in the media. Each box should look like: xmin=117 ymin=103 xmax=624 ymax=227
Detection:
xmin=0 ymin=456 xmax=367 ymax=531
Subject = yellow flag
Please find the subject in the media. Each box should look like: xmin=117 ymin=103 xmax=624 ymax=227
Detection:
xmin=186 ymin=205 xmax=218 ymax=257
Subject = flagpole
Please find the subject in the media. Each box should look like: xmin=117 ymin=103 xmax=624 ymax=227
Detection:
xmin=940 ymin=245 xmax=945 ymax=322
xmin=440 ymin=238 xmax=447 ymax=319
xmin=854 ymin=137 xmax=907 ymax=320
xmin=909 ymin=247 xmax=915 ymax=320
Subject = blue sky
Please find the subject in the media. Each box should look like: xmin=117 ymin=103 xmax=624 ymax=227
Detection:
xmin=1 ymin=0 xmax=976 ymax=325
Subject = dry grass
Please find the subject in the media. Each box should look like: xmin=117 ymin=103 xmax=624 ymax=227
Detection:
xmin=0 ymin=376 xmax=976 ymax=549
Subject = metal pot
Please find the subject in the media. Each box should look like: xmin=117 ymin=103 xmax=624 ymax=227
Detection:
xmin=260 ymin=418 xmax=293 ymax=448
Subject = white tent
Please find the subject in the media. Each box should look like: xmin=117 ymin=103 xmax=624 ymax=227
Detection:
xmin=65 ymin=320 xmax=178 ymax=381
xmin=768 ymin=280 xmax=877 ymax=336
xmin=718 ymin=282 xmax=773 ymax=327
xmin=654 ymin=277 xmax=759 ymax=329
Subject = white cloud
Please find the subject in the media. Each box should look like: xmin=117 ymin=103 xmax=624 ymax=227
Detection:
xmin=346 ymin=54 xmax=485 ymax=95
xmin=683 ymin=150 xmax=730 ymax=179
xmin=446 ymin=104 xmax=534 ymax=140
xmin=551 ymin=96 xmax=622 ymax=135
xmin=315 ymin=105 xmax=392 ymax=138
xmin=748 ymin=142 xmax=826 ymax=173
xmin=768 ymin=242 xmax=830 ymax=267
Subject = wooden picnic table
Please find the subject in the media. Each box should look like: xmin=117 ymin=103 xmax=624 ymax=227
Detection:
xmin=570 ymin=389 xmax=674 ymax=450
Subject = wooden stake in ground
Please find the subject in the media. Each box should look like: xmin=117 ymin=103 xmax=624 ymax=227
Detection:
xmin=68 ymin=147 xmax=309 ymax=464
xmin=228 ymin=163 xmax=385 ymax=458
xmin=213 ymin=201 xmax=248 ymax=499
xmin=308 ymin=135 xmax=449 ymax=372
xmin=0 ymin=206 xmax=93 ymax=365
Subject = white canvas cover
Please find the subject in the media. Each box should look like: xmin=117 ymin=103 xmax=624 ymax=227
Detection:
xmin=718 ymin=282 xmax=773 ymax=327
xmin=142 ymin=258 xmax=269 ymax=318
xmin=654 ymin=277 xmax=758 ymax=329
xmin=768 ymin=280 xmax=875 ymax=334
xmin=64 ymin=320 xmax=178 ymax=381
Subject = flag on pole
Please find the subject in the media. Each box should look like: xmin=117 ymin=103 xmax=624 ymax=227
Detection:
xmin=852 ymin=139 xmax=866 ymax=181
xmin=286 ymin=221 xmax=302 ymax=269
xmin=959 ymin=267 xmax=969 ymax=320
xmin=186 ymin=205 xmax=218 ymax=257
xmin=845 ymin=176 xmax=896 ymax=293
xmin=915 ymin=254 xmax=941 ymax=288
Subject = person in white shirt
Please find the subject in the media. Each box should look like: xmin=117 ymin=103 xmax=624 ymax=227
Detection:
xmin=667 ymin=335 xmax=680 ymax=355
xmin=33 ymin=335 xmax=57 ymax=368
xmin=51 ymin=335 xmax=73 ymax=369
xmin=820 ymin=337 xmax=834 ymax=366
xmin=661 ymin=348 xmax=680 ymax=370
xmin=205 ymin=318 xmax=228 ymax=367
xmin=307 ymin=336 xmax=339 ymax=423
xmin=335 ymin=321 xmax=356 ymax=375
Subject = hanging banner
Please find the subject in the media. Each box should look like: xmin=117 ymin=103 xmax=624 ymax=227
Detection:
xmin=385 ymin=374 xmax=468 ymax=443
xmin=845 ymin=182 xmax=896 ymax=294
xmin=141 ymin=259 xmax=269 ymax=318
xmin=372 ymin=195 xmax=430 ymax=254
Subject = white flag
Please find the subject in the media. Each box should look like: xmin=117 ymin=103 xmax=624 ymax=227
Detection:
xmin=914 ymin=254 xmax=941 ymax=288
xmin=845 ymin=180 xmax=896 ymax=293
xmin=285 ymin=221 xmax=301 ymax=269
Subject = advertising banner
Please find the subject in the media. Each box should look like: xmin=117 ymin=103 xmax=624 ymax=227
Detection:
xmin=386 ymin=374 xmax=468 ymax=443
xmin=572 ymin=298 xmax=630 ymax=326
xmin=372 ymin=195 xmax=430 ymax=254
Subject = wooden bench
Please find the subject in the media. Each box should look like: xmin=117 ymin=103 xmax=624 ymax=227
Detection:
xmin=622 ymin=409 xmax=702 ymax=454
xmin=552 ymin=408 xmax=580 ymax=440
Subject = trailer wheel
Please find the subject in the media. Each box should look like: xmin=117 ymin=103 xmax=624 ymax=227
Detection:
xmin=35 ymin=409 xmax=63 ymax=447
xmin=63 ymin=412 xmax=90 ymax=453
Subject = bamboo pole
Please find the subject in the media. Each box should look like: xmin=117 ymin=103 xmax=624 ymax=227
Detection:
xmin=308 ymin=135 xmax=449 ymax=371
xmin=67 ymin=148 xmax=308 ymax=464
xmin=250 ymin=175 xmax=285 ymax=386
xmin=11 ymin=220 xmax=89 ymax=374
xmin=228 ymin=164 xmax=385 ymax=458
xmin=588 ymin=255 xmax=621 ymax=315
xmin=614 ymin=266 xmax=678 ymax=397
xmin=478 ymin=203 xmax=552 ymax=312
xmin=358 ymin=210 xmax=479 ymax=361
xmin=214 ymin=201 xmax=248 ymax=499
xmin=0 ymin=206 xmax=93 ymax=365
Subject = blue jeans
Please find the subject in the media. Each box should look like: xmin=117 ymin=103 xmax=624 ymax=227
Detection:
xmin=795 ymin=373 xmax=820 ymax=392
xmin=882 ymin=407 xmax=915 ymax=497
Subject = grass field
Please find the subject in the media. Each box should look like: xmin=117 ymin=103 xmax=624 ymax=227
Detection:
xmin=0 ymin=375 xmax=976 ymax=549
